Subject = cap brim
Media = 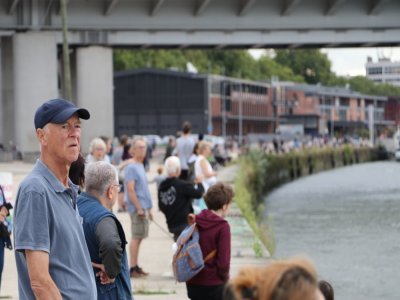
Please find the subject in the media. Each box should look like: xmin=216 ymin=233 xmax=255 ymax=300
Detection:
xmin=51 ymin=107 xmax=90 ymax=124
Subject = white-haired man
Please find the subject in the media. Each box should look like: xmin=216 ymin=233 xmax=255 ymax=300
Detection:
xmin=77 ymin=161 xmax=132 ymax=299
xmin=158 ymin=156 xmax=204 ymax=241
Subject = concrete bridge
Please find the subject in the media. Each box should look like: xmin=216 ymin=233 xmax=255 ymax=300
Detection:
xmin=1 ymin=0 xmax=399 ymax=158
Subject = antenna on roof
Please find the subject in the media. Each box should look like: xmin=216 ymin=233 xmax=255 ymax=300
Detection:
xmin=376 ymin=48 xmax=392 ymax=62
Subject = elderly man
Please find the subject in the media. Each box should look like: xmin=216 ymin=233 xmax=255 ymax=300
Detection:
xmin=77 ymin=162 xmax=132 ymax=299
xmin=124 ymin=137 xmax=153 ymax=278
xmin=158 ymin=156 xmax=204 ymax=241
xmin=13 ymin=99 xmax=96 ymax=299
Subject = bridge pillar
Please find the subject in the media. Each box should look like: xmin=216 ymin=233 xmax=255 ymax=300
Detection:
xmin=0 ymin=37 xmax=14 ymax=152
xmin=75 ymin=46 xmax=114 ymax=153
xmin=12 ymin=32 xmax=58 ymax=161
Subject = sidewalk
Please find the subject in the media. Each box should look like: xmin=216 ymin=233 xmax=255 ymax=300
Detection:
xmin=0 ymin=159 xmax=271 ymax=299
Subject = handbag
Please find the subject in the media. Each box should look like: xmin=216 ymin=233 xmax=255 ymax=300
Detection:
xmin=0 ymin=222 xmax=9 ymax=239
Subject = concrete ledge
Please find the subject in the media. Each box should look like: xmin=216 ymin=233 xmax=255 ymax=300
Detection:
xmin=22 ymin=152 xmax=40 ymax=164
xmin=0 ymin=151 xmax=13 ymax=162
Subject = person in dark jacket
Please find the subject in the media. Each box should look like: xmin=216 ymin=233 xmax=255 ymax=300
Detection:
xmin=186 ymin=182 xmax=234 ymax=300
xmin=158 ymin=156 xmax=204 ymax=241
xmin=77 ymin=161 xmax=132 ymax=300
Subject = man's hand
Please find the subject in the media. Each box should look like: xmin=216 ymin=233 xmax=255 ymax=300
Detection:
xmin=0 ymin=207 xmax=8 ymax=222
xmin=137 ymin=208 xmax=145 ymax=219
xmin=92 ymin=262 xmax=115 ymax=285
xmin=148 ymin=209 xmax=153 ymax=221
xmin=194 ymin=175 xmax=203 ymax=184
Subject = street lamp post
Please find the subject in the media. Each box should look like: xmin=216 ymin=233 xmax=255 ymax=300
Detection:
xmin=238 ymin=83 xmax=243 ymax=146
xmin=222 ymin=81 xmax=226 ymax=139
xmin=368 ymin=104 xmax=374 ymax=146
xmin=331 ymin=97 xmax=340 ymax=138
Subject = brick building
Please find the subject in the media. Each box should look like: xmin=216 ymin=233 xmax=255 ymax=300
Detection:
xmin=277 ymin=84 xmax=390 ymax=136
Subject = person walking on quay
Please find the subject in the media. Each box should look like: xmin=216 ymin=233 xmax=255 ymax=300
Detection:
xmin=77 ymin=162 xmax=132 ymax=299
xmin=124 ymin=137 xmax=153 ymax=278
xmin=0 ymin=185 xmax=12 ymax=291
xmin=158 ymin=156 xmax=204 ymax=241
xmin=13 ymin=98 xmax=96 ymax=299
xmin=164 ymin=136 xmax=176 ymax=162
xmin=195 ymin=141 xmax=217 ymax=193
xmin=186 ymin=183 xmax=234 ymax=300
xmin=176 ymin=121 xmax=195 ymax=181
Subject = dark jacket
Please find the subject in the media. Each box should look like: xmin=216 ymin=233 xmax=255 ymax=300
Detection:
xmin=158 ymin=177 xmax=204 ymax=232
xmin=77 ymin=192 xmax=132 ymax=300
xmin=187 ymin=209 xmax=231 ymax=286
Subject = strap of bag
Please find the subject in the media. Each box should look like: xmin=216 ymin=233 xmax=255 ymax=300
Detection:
xmin=204 ymin=249 xmax=217 ymax=262
xmin=0 ymin=185 xmax=12 ymax=210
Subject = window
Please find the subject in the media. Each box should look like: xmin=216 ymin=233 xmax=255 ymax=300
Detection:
xmin=367 ymin=67 xmax=383 ymax=75
xmin=384 ymin=66 xmax=400 ymax=74
xmin=339 ymin=109 xmax=346 ymax=121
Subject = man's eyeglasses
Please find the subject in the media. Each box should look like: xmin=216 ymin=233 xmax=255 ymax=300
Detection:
xmin=112 ymin=184 xmax=122 ymax=192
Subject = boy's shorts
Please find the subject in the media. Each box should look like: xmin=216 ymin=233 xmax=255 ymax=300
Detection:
xmin=130 ymin=212 xmax=149 ymax=239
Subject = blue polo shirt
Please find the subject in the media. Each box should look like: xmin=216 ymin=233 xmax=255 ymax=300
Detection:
xmin=14 ymin=159 xmax=97 ymax=300
xmin=124 ymin=162 xmax=152 ymax=214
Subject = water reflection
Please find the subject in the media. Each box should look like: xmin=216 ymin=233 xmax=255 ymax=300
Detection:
xmin=264 ymin=161 xmax=400 ymax=300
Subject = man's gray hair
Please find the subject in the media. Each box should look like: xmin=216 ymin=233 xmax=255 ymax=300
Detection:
xmin=89 ymin=137 xmax=106 ymax=154
xmin=85 ymin=161 xmax=118 ymax=196
xmin=131 ymin=136 xmax=146 ymax=148
xmin=165 ymin=156 xmax=181 ymax=176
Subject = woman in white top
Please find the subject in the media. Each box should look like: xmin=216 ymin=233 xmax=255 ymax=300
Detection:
xmin=194 ymin=141 xmax=217 ymax=192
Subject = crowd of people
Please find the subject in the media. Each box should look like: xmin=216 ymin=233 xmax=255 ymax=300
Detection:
xmin=0 ymin=98 xmax=336 ymax=300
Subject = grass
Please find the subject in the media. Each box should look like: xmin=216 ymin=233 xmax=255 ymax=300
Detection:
xmin=134 ymin=283 xmax=176 ymax=296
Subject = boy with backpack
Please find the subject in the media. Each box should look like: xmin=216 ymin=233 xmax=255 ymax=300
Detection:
xmin=182 ymin=182 xmax=234 ymax=300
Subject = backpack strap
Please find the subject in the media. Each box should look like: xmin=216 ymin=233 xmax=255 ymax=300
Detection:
xmin=204 ymin=249 xmax=217 ymax=262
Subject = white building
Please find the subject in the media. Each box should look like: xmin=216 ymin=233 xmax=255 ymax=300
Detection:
xmin=365 ymin=57 xmax=400 ymax=87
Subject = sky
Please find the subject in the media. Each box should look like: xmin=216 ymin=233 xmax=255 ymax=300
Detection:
xmin=249 ymin=47 xmax=400 ymax=77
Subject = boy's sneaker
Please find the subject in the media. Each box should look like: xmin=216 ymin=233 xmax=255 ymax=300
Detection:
xmin=130 ymin=266 xmax=149 ymax=278
xmin=136 ymin=266 xmax=149 ymax=276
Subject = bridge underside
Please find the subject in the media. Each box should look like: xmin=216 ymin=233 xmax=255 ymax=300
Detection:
xmin=1 ymin=0 xmax=399 ymax=157
xmin=0 ymin=0 xmax=399 ymax=48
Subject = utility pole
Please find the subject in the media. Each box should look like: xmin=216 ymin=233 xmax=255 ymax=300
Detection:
xmin=207 ymin=63 xmax=212 ymax=135
xmin=222 ymin=81 xmax=226 ymax=139
xmin=61 ymin=0 xmax=72 ymax=100
xmin=238 ymin=82 xmax=243 ymax=146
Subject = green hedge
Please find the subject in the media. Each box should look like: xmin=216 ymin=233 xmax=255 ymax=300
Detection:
xmin=234 ymin=145 xmax=388 ymax=254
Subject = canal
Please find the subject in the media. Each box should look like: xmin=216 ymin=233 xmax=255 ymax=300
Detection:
xmin=264 ymin=161 xmax=400 ymax=300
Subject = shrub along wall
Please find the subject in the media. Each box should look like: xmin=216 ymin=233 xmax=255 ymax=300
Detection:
xmin=234 ymin=145 xmax=388 ymax=254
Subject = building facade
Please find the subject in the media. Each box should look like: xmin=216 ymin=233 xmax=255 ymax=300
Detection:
xmin=113 ymin=68 xmax=392 ymax=140
xmin=278 ymin=83 xmax=389 ymax=136
xmin=365 ymin=57 xmax=400 ymax=87
xmin=114 ymin=69 xmax=208 ymax=136
xmin=114 ymin=69 xmax=274 ymax=139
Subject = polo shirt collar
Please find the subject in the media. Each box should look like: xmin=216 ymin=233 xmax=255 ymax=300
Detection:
xmin=35 ymin=159 xmax=79 ymax=196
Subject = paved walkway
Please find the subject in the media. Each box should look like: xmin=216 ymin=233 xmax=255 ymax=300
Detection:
xmin=0 ymin=159 xmax=271 ymax=299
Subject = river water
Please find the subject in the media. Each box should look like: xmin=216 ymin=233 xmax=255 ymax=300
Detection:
xmin=264 ymin=161 xmax=400 ymax=300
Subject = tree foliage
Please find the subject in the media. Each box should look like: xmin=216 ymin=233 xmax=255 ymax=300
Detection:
xmin=275 ymin=49 xmax=332 ymax=84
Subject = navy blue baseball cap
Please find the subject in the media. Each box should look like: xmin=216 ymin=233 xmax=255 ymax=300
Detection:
xmin=34 ymin=98 xmax=90 ymax=129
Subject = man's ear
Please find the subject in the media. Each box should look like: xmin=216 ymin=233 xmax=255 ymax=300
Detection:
xmin=107 ymin=186 xmax=114 ymax=200
xmin=36 ymin=128 xmax=48 ymax=146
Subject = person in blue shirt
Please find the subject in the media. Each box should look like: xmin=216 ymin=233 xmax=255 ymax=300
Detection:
xmin=78 ymin=161 xmax=132 ymax=299
xmin=13 ymin=99 xmax=96 ymax=299
xmin=124 ymin=137 xmax=153 ymax=278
